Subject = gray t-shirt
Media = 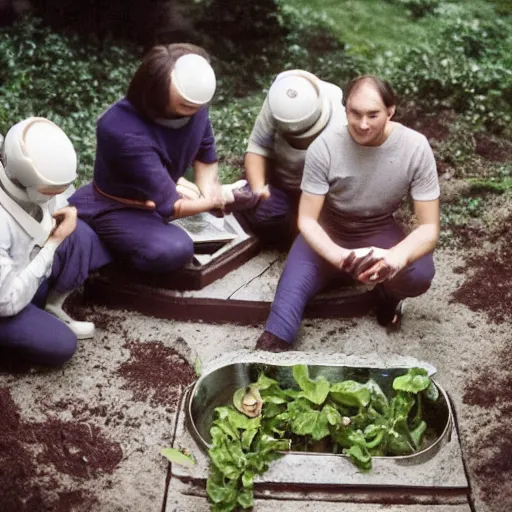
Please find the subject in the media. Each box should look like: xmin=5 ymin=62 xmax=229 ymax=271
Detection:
xmin=301 ymin=123 xmax=439 ymax=233
xmin=247 ymin=81 xmax=347 ymax=192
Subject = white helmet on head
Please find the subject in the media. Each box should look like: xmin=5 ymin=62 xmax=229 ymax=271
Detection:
xmin=268 ymin=70 xmax=331 ymax=139
xmin=170 ymin=53 xmax=216 ymax=106
xmin=0 ymin=117 xmax=77 ymax=204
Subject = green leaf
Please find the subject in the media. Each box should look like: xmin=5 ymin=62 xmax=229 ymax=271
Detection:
xmin=393 ymin=368 xmax=431 ymax=393
xmin=193 ymin=356 xmax=202 ymax=377
xmin=241 ymin=470 xmax=254 ymax=489
xmin=216 ymin=420 xmax=239 ymax=441
xmin=258 ymin=433 xmax=291 ymax=453
xmin=292 ymin=365 xmax=330 ymax=405
xmin=410 ymin=420 xmax=427 ymax=450
xmin=365 ymin=379 xmax=389 ymax=412
xmin=254 ymin=373 xmax=279 ymax=390
xmin=290 ymin=409 xmax=330 ymax=440
xmin=262 ymin=402 xmax=284 ymax=418
xmin=344 ymin=444 xmax=372 ymax=471
xmin=160 ymin=447 xmax=195 ymax=467
xmin=330 ymin=380 xmax=371 ymax=408
xmin=323 ymin=403 xmax=342 ymax=426
xmin=207 ymin=466 xmax=238 ymax=506
xmin=241 ymin=428 xmax=258 ymax=451
xmin=424 ymin=381 xmax=440 ymax=401
xmin=233 ymin=387 xmax=246 ymax=414
xmin=237 ymin=488 xmax=254 ymax=509
xmin=215 ymin=407 xmax=261 ymax=431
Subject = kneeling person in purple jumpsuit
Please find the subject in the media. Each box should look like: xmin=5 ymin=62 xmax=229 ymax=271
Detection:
xmin=69 ymin=43 xmax=229 ymax=273
xmin=257 ymin=76 xmax=440 ymax=352
xmin=0 ymin=118 xmax=112 ymax=366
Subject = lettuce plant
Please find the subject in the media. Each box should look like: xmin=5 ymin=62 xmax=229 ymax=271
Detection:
xmin=206 ymin=366 xmax=437 ymax=511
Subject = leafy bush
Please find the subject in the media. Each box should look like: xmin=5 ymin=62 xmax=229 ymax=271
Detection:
xmin=196 ymin=0 xmax=287 ymax=59
xmin=209 ymin=95 xmax=266 ymax=182
xmin=0 ymin=17 xmax=139 ymax=184
xmin=375 ymin=15 xmax=512 ymax=135
xmin=385 ymin=0 xmax=441 ymax=19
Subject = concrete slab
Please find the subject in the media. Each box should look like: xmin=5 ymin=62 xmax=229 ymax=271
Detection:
xmin=167 ymin=353 xmax=469 ymax=508
xmin=166 ymin=478 xmax=472 ymax=512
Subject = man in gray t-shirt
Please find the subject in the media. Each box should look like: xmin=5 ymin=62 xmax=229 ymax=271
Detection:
xmin=242 ymin=69 xmax=347 ymax=243
xmin=256 ymin=75 xmax=440 ymax=352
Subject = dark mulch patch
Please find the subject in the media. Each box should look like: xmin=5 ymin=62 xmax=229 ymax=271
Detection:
xmin=451 ymin=212 xmax=512 ymax=324
xmin=0 ymin=387 xmax=122 ymax=511
xmin=445 ymin=224 xmax=486 ymax=249
xmin=395 ymin=107 xmax=452 ymax=142
xmin=64 ymin=290 xmax=126 ymax=333
xmin=463 ymin=348 xmax=512 ymax=508
xmin=116 ymin=339 xmax=196 ymax=408
xmin=475 ymin=133 xmax=512 ymax=162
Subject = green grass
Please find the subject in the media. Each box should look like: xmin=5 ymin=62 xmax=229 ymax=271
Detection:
xmin=281 ymin=0 xmax=503 ymax=54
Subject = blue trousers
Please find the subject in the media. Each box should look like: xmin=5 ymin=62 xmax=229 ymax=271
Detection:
xmin=265 ymin=220 xmax=435 ymax=344
xmin=85 ymin=208 xmax=194 ymax=273
xmin=242 ymin=184 xmax=300 ymax=244
xmin=0 ymin=220 xmax=111 ymax=366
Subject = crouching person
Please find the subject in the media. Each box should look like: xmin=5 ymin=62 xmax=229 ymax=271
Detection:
xmin=0 ymin=118 xmax=112 ymax=366
xmin=242 ymin=69 xmax=347 ymax=244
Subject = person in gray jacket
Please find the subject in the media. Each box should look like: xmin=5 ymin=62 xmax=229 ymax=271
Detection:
xmin=242 ymin=69 xmax=347 ymax=243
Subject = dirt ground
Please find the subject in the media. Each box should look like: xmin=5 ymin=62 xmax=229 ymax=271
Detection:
xmin=1 ymin=116 xmax=511 ymax=511
xmin=1 ymin=204 xmax=511 ymax=511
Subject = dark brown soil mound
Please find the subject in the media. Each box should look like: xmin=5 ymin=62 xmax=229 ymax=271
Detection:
xmin=395 ymin=107 xmax=452 ymax=142
xmin=475 ymin=133 xmax=512 ymax=162
xmin=463 ymin=348 xmax=512 ymax=508
xmin=0 ymin=387 xmax=122 ymax=511
xmin=117 ymin=339 xmax=196 ymax=408
xmin=451 ymin=213 xmax=512 ymax=324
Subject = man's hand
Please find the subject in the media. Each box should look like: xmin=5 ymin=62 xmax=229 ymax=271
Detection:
xmin=207 ymin=182 xmax=225 ymax=209
xmin=357 ymin=247 xmax=408 ymax=283
xmin=222 ymin=180 xmax=248 ymax=204
xmin=253 ymin=184 xmax=270 ymax=201
xmin=48 ymin=206 xmax=78 ymax=244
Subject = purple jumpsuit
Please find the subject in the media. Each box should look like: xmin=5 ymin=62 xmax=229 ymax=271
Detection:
xmin=69 ymin=98 xmax=218 ymax=273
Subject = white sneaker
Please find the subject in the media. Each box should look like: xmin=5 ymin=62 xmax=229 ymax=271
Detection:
xmin=45 ymin=303 xmax=95 ymax=339
xmin=45 ymin=290 xmax=95 ymax=340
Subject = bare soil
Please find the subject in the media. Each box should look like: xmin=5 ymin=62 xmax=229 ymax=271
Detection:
xmin=117 ymin=339 xmax=196 ymax=408
xmin=0 ymin=387 xmax=121 ymax=512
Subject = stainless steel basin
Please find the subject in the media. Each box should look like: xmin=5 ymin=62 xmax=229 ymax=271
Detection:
xmin=187 ymin=359 xmax=452 ymax=465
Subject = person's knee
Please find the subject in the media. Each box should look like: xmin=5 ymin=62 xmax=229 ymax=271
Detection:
xmin=32 ymin=326 xmax=77 ymax=367
xmin=389 ymin=260 xmax=435 ymax=298
xmin=134 ymin=234 xmax=194 ymax=272
xmin=50 ymin=332 xmax=78 ymax=366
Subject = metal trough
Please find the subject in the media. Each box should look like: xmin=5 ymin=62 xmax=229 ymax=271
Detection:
xmin=187 ymin=360 xmax=451 ymax=465
xmin=168 ymin=351 xmax=470 ymax=508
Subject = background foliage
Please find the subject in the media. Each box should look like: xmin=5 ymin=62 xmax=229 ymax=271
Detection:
xmin=0 ymin=0 xmax=510 ymax=192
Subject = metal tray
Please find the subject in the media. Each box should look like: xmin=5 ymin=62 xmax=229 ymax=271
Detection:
xmin=187 ymin=358 xmax=452 ymax=465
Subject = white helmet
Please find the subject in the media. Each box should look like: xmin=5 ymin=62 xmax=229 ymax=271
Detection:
xmin=268 ymin=70 xmax=331 ymax=138
xmin=0 ymin=117 xmax=77 ymax=204
xmin=171 ymin=53 xmax=216 ymax=105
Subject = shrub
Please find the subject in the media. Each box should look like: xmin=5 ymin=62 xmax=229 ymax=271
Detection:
xmin=0 ymin=17 xmax=140 ymax=183
xmin=384 ymin=0 xmax=441 ymax=19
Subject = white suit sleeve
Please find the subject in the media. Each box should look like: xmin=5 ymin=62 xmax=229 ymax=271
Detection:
xmin=0 ymin=234 xmax=59 ymax=317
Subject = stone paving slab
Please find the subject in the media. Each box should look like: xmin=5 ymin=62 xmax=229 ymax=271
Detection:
xmin=166 ymin=478 xmax=472 ymax=512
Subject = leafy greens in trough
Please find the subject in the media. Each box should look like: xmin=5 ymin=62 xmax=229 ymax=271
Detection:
xmin=206 ymin=365 xmax=438 ymax=511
